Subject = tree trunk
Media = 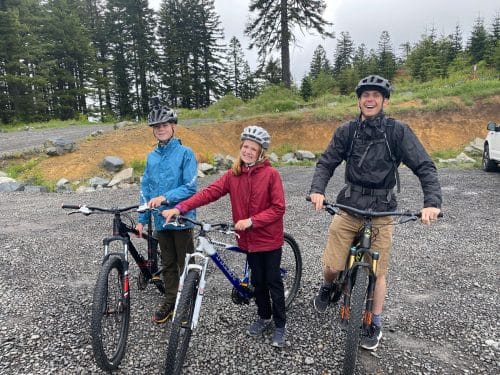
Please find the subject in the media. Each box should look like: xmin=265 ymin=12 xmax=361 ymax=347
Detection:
xmin=280 ymin=0 xmax=291 ymax=87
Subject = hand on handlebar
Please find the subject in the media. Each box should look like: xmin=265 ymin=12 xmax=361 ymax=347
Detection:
xmin=309 ymin=193 xmax=325 ymax=211
xmin=148 ymin=196 xmax=167 ymax=208
xmin=420 ymin=207 xmax=441 ymax=225
xmin=162 ymin=208 xmax=180 ymax=224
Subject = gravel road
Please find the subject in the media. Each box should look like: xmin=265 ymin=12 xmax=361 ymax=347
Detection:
xmin=0 ymin=124 xmax=116 ymax=156
xmin=0 ymin=166 xmax=499 ymax=375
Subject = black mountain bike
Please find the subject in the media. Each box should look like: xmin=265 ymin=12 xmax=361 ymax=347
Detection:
xmin=62 ymin=203 xmax=164 ymax=371
xmin=309 ymin=198 xmax=441 ymax=375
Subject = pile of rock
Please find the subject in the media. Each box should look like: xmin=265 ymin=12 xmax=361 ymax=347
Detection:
xmin=0 ymin=149 xmax=319 ymax=193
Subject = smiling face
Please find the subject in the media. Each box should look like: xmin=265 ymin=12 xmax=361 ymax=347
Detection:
xmin=240 ymin=139 xmax=261 ymax=164
xmin=358 ymin=90 xmax=388 ymax=120
xmin=152 ymin=122 xmax=175 ymax=142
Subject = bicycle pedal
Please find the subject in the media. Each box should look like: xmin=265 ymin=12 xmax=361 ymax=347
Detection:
xmin=152 ymin=275 xmax=162 ymax=281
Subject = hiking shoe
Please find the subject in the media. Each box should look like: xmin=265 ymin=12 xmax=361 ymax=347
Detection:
xmin=152 ymin=303 xmax=174 ymax=324
xmin=312 ymin=284 xmax=333 ymax=313
xmin=271 ymin=326 xmax=286 ymax=348
xmin=246 ymin=318 xmax=272 ymax=336
xmin=360 ymin=324 xmax=382 ymax=350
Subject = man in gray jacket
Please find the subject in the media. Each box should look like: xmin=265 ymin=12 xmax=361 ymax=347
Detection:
xmin=309 ymin=75 xmax=442 ymax=350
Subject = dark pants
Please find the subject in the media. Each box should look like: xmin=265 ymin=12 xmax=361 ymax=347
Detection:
xmin=157 ymin=229 xmax=194 ymax=305
xmin=247 ymin=248 xmax=286 ymax=328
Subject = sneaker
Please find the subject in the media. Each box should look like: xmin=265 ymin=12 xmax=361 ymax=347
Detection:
xmin=360 ymin=324 xmax=382 ymax=350
xmin=312 ymin=284 xmax=333 ymax=313
xmin=246 ymin=318 xmax=272 ymax=336
xmin=271 ymin=326 xmax=286 ymax=348
xmin=152 ymin=303 xmax=174 ymax=324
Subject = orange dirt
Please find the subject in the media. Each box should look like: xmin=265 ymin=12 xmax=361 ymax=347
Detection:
xmin=38 ymin=96 xmax=499 ymax=182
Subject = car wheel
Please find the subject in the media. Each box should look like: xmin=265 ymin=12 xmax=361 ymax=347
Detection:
xmin=482 ymin=144 xmax=497 ymax=172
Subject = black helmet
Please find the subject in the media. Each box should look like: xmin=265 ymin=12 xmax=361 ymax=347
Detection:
xmin=355 ymin=75 xmax=392 ymax=99
xmin=240 ymin=125 xmax=270 ymax=150
xmin=148 ymin=96 xmax=177 ymax=126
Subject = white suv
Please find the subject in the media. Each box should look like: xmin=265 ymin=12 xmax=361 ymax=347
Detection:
xmin=483 ymin=121 xmax=500 ymax=172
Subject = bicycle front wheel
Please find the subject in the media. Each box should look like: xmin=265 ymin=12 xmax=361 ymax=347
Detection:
xmin=165 ymin=270 xmax=200 ymax=375
xmin=90 ymin=255 xmax=130 ymax=371
xmin=343 ymin=266 xmax=369 ymax=375
xmin=282 ymin=233 xmax=302 ymax=309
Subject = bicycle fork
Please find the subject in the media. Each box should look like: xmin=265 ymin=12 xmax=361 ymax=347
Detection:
xmin=340 ymin=246 xmax=379 ymax=325
xmin=103 ymin=236 xmax=130 ymax=311
xmin=173 ymin=240 xmax=212 ymax=330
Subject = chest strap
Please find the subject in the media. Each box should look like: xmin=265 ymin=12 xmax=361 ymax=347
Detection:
xmin=345 ymin=183 xmax=393 ymax=202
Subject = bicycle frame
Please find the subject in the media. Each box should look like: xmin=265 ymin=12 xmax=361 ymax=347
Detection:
xmin=174 ymin=233 xmax=252 ymax=330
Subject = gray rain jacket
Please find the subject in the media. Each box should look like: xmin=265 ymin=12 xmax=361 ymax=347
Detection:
xmin=310 ymin=113 xmax=442 ymax=212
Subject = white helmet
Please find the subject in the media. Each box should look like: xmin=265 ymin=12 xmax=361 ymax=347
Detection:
xmin=240 ymin=125 xmax=271 ymax=150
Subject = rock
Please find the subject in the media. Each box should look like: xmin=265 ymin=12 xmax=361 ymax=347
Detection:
xmin=88 ymin=176 xmax=110 ymax=187
xmin=295 ymin=150 xmax=316 ymax=160
xmin=199 ymin=162 xmax=215 ymax=175
xmin=455 ymin=152 xmax=475 ymax=163
xmin=101 ymin=156 xmax=124 ymax=172
xmin=108 ymin=168 xmax=134 ymax=187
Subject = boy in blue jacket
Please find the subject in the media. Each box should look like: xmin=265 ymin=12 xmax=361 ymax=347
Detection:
xmin=135 ymin=97 xmax=198 ymax=323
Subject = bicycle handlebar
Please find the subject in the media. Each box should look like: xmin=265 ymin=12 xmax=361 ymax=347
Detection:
xmin=61 ymin=203 xmax=141 ymax=215
xmin=306 ymin=197 xmax=443 ymax=220
xmin=170 ymin=215 xmax=236 ymax=234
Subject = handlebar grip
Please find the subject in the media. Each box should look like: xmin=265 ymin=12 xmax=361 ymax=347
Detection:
xmin=438 ymin=212 xmax=444 ymax=218
xmin=160 ymin=200 xmax=169 ymax=206
xmin=62 ymin=204 xmax=81 ymax=209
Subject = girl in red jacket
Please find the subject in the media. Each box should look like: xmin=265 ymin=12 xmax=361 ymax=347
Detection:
xmin=162 ymin=125 xmax=287 ymax=347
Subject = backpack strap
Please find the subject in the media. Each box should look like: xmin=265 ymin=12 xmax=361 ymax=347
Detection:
xmin=384 ymin=118 xmax=400 ymax=193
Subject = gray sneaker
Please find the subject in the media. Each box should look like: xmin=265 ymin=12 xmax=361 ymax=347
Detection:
xmin=271 ymin=326 xmax=286 ymax=348
xmin=360 ymin=324 xmax=382 ymax=350
xmin=312 ymin=285 xmax=333 ymax=313
xmin=246 ymin=318 xmax=272 ymax=336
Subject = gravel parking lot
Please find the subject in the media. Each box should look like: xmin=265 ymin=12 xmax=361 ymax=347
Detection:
xmin=0 ymin=166 xmax=498 ymax=374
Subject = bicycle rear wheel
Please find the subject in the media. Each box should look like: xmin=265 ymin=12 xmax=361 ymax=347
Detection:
xmin=164 ymin=270 xmax=199 ymax=375
xmin=282 ymin=233 xmax=302 ymax=309
xmin=90 ymin=255 xmax=130 ymax=371
xmin=343 ymin=266 xmax=368 ymax=375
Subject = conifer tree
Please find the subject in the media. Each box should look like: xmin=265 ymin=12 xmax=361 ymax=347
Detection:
xmin=309 ymin=45 xmax=331 ymax=79
xmin=467 ymin=16 xmax=488 ymax=64
xmin=245 ymin=0 xmax=333 ymax=88
xmin=376 ymin=31 xmax=397 ymax=80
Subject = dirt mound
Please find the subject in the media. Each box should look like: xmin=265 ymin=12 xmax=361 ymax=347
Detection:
xmin=37 ymin=96 xmax=499 ymax=182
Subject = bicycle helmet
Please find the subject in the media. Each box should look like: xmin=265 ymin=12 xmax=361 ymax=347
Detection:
xmin=355 ymin=75 xmax=392 ymax=99
xmin=240 ymin=125 xmax=271 ymax=150
xmin=148 ymin=96 xmax=177 ymax=126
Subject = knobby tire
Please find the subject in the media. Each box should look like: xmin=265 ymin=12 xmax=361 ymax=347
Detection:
xmin=343 ymin=266 xmax=369 ymax=375
xmin=282 ymin=233 xmax=302 ymax=309
xmin=164 ymin=270 xmax=199 ymax=375
xmin=90 ymin=255 xmax=130 ymax=371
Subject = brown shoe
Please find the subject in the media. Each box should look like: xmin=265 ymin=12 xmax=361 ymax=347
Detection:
xmin=152 ymin=303 xmax=174 ymax=324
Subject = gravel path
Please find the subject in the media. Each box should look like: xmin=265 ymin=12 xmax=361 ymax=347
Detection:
xmin=0 ymin=166 xmax=499 ymax=374
xmin=0 ymin=124 xmax=116 ymax=156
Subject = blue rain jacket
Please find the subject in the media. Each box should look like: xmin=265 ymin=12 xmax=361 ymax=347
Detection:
xmin=138 ymin=138 xmax=197 ymax=230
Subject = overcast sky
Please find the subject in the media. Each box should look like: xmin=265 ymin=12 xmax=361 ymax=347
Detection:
xmin=150 ymin=0 xmax=499 ymax=82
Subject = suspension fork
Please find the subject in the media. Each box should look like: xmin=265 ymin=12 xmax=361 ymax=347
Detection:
xmin=363 ymin=251 xmax=379 ymax=326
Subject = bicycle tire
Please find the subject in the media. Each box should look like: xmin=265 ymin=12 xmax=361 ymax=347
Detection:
xmin=164 ymin=270 xmax=199 ymax=375
xmin=90 ymin=255 xmax=130 ymax=371
xmin=343 ymin=266 xmax=369 ymax=375
xmin=282 ymin=233 xmax=302 ymax=309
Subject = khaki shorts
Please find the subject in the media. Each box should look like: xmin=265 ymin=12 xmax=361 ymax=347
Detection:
xmin=322 ymin=211 xmax=394 ymax=276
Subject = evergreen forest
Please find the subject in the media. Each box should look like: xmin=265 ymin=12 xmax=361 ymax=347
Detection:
xmin=0 ymin=0 xmax=498 ymax=125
